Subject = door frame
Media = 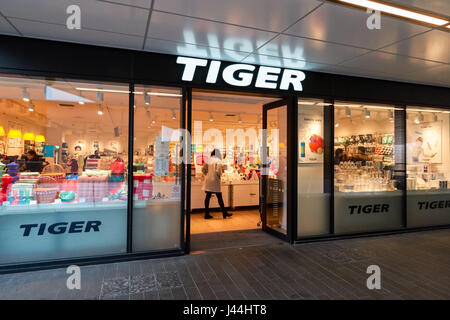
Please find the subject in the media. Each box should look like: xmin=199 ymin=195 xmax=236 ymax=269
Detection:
xmin=261 ymin=98 xmax=297 ymax=242
xmin=183 ymin=89 xmax=296 ymax=253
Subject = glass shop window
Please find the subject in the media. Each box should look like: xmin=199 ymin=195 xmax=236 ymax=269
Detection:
xmin=333 ymin=103 xmax=403 ymax=233
xmin=297 ymin=99 xmax=330 ymax=236
xmin=132 ymin=85 xmax=183 ymax=252
xmin=406 ymin=107 xmax=450 ymax=227
xmin=0 ymin=75 xmax=129 ymax=265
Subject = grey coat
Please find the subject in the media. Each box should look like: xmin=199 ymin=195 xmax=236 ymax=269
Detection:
xmin=202 ymin=157 xmax=223 ymax=193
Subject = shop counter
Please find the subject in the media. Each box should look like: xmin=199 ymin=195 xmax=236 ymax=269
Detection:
xmin=230 ymin=181 xmax=259 ymax=208
xmin=190 ymin=181 xmax=260 ymax=210
xmin=407 ymin=189 xmax=450 ymax=227
xmin=190 ymin=182 xmax=231 ymax=210
xmin=0 ymin=201 xmax=127 ymax=265
xmin=334 ymin=190 xmax=403 ymax=234
xmin=132 ymin=199 xmax=181 ymax=252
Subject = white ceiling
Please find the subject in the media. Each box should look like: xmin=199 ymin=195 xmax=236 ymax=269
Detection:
xmin=0 ymin=0 xmax=449 ymax=88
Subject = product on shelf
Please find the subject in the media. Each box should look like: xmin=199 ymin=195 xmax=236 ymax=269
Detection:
xmin=133 ymin=174 xmax=153 ymax=200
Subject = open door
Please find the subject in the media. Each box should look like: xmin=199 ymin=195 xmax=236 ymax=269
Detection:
xmin=261 ymin=99 xmax=290 ymax=240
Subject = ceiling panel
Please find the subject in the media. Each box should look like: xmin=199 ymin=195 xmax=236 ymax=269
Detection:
xmin=147 ymin=11 xmax=277 ymax=53
xmin=388 ymin=0 xmax=450 ymax=16
xmin=153 ymin=0 xmax=323 ymax=32
xmin=10 ymin=18 xmax=144 ymax=50
xmin=97 ymin=0 xmax=153 ymax=9
xmin=145 ymin=37 xmax=253 ymax=62
xmin=257 ymin=34 xmax=369 ymax=65
xmin=381 ymin=30 xmax=450 ymax=64
xmin=1 ymin=0 xmax=149 ymax=37
xmin=284 ymin=2 xmax=431 ymax=50
xmin=241 ymin=53 xmax=328 ymax=71
xmin=341 ymin=51 xmax=445 ymax=76
xmin=403 ymin=64 xmax=450 ymax=88
xmin=0 ymin=15 xmax=19 ymax=36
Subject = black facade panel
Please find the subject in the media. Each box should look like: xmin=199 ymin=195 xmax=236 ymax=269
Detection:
xmin=0 ymin=35 xmax=448 ymax=108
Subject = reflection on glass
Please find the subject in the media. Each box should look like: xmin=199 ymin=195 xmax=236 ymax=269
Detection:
xmin=265 ymin=106 xmax=287 ymax=234
xmin=0 ymin=75 xmax=129 ymax=264
xmin=132 ymin=85 xmax=183 ymax=252
xmin=406 ymin=107 xmax=450 ymax=227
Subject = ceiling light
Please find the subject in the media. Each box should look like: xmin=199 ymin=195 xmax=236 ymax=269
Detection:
xmin=172 ymin=110 xmax=176 ymax=120
xmin=335 ymin=122 xmax=340 ymax=128
xmin=147 ymin=92 xmax=182 ymax=97
xmin=144 ymin=92 xmax=150 ymax=105
xmin=98 ymin=105 xmax=103 ymax=115
xmin=209 ymin=112 xmax=214 ymax=122
xmin=76 ymin=88 xmax=130 ymax=94
xmin=338 ymin=0 xmax=449 ymax=26
xmin=345 ymin=107 xmax=351 ymax=117
xmin=335 ymin=104 xmax=361 ymax=108
xmin=152 ymin=119 xmax=156 ymax=124
xmin=78 ymin=91 xmax=85 ymax=105
xmin=365 ymin=108 xmax=370 ymax=118
xmin=298 ymin=101 xmax=315 ymax=105
xmin=238 ymin=114 xmax=242 ymax=124
xmin=22 ymin=88 xmax=30 ymax=102
xmin=447 ymin=25 xmax=450 ymax=29
xmin=414 ymin=117 xmax=420 ymax=124
xmin=28 ymin=101 xmax=34 ymax=112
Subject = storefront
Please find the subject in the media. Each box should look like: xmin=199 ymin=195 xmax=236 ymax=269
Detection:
xmin=0 ymin=35 xmax=449 ymax=272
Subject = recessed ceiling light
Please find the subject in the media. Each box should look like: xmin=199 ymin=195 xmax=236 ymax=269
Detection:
xmin=338 ymin=0 xmax=449 ymax=26
xmin=76 ymin=88 xmax=130 ymax=94
xmin=298 ymin=101 xmax=315 ymax=105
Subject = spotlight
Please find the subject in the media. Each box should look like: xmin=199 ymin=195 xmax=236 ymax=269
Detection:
xmin=419 ymin=112 xmax=424 ymax=122
xmin=345 ymin=107 xmax=351 ymax=117
xmin=28 ymin=101 xmax=35 ymax=112
xmin=433 ymin=113 xmax=438 ymax=122
xmin=96 ymin=91 xmax=104 ymax=103
xmin=146 ymin=110 xmax=150 ymax=118
xmin=238 ymin=114 xmax=242 ymax=124
xmin=172 ymin=110 xmax=176 ymax=120
xmin=365 ymin=108 xmax=370 ymax=118
xmin=209 ymin=112 xmax=214 ymax=122
xmin=22 ymin=88 xmax=30 ymax=102
xmin=144 ymin=92 xmax=150 ymax=105
xmin=335 ymin=122 xmax=340 ymax=128
xmin=98 ymin=105 xmax=103 ymax=115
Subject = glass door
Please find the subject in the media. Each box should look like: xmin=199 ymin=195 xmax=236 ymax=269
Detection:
xmin=262 ymin=100 xmax=289 ymax=238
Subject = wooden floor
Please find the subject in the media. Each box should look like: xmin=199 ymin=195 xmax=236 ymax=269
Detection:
xmin=190 ymin=209 xmax=261 ymax=234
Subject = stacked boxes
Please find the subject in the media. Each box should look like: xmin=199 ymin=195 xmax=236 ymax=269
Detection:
xmin=77 ymin=176 xmax=109 ymax=202
xmin=133 ymin=174 xmax=153 ymax=200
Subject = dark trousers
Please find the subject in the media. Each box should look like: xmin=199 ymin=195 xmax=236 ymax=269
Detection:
xmin=204 ymin=192 xmax=227 ymax=216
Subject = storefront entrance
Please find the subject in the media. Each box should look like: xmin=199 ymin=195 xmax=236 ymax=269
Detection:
xmin=186 ymin=91 xmax=291 ymax=252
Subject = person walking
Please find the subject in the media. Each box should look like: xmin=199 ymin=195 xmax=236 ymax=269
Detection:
xmin=202 ymin=149 xmax=232 ymax=219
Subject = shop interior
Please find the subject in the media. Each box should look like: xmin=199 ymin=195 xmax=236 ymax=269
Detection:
xmin=333 ymin=103 xmax=400 ymax=193
xmin=190 ymin=91 xmax=284 ymax=250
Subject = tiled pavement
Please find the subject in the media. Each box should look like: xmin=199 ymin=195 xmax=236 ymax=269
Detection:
xmin=0 ymin=229 xmax=449 ymax=300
